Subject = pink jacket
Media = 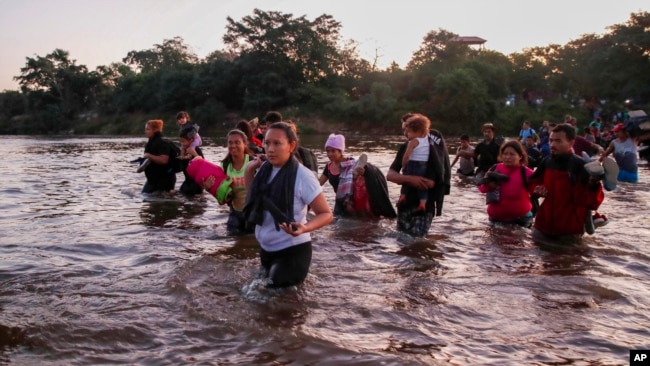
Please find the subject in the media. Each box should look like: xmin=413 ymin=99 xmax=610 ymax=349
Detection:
xmin=478 ymin=163 xmax=533 ymax=222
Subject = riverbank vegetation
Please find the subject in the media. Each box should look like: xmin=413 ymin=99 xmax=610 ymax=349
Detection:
xmin=1 ymin=9 xmax=648 ymax=136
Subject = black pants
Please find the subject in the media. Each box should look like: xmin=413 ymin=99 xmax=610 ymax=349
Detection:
xmin=226 ymin=209 xmax=254 ymax=235
xmin=179 ymin=177 xmax=203 ymax=196
xmin=142 ymin=175 xmax=176 ymax=193
xmin=259 ymin=242 xmax=312 ymax=288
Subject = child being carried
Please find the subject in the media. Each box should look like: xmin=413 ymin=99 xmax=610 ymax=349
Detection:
xmin=397 ymin=116 xmax=431 ymax=212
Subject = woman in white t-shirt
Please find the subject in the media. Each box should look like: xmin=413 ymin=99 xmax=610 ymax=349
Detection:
xmin=244 ymin=122 xmax=333 ymax=288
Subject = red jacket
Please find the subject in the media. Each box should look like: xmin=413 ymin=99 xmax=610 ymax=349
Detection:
xmin=528 ymin=154 xmax=604 ymax=236
xmin=251 ymin=136 xmax=263 ymax=147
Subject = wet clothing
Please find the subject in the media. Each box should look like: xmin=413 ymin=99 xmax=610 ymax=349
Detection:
xmin=244 ymin=157 xmax=321 ymax=287
xmin=324 ymin=160 xmax=396 ymax=218
xmin=401 ymin=161 xmax=428 ymax=201
xmin=179 ymin=147 xmax=204 ymax=196
xmin=323 ymin=158 xmax=352 ymax=216
xmin=362 ymin=164 xmax=397 ymax=218
xmin=142 ymin=132 xmax=176 ymax=193
xmin=478 ymin=163 xmax=533 ymax=223
xmin=244 ymin=157 xmax=321 ymax=252
xmin=528 ymin=154 xmax=604 ymax=237
xmin=390 ymin=129 xmax=451 ymax=237
xmin=260 ymin=241 xmax=312 ymax=288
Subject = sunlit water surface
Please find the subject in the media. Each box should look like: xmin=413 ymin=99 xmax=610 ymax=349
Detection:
xmin=0 ymin=135 xmax=648 ymax=365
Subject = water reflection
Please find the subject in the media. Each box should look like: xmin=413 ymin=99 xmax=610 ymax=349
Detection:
xmin=1 ymin=136 xmax=649 ymax=365
xmin=251 ymin=288 xmax=309 ymax=328
xmin=138 ymin=193 xmax=211 ymax=228
xmin=211 ymin=234 xmax=259 ymax=260
xmin=536 ymin=241 xmax=593 ymax=276
xmin=139 ymin=198 xmax=184 ymax=227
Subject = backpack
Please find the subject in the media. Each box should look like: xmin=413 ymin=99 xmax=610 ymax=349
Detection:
xmin=164 ymin=139 xmax=183 ymax=173
xmin=295 ymin=146 xmax=318 ymax=173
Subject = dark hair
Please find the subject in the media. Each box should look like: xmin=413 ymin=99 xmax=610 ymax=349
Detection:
xmin=460 ymin=134 xmax=470 ymax=141
xmin=222 ymin=129 xmax=254 ymax=167
xmin=263 ymin=111 xmax=283 ymax=124
xmin=552 ymin=123 xmax=576 ymax=141
xmin=235 ymin=120 xmax=253 ymax=139
xmin=500 ymin=140 xmax=528 ymax=166
xmin=176 ymin=111 xmax=190 ymax=120
xmin=267 ymin=122 xmax=298 ymax=145
xmin=179 ymin=128 xmax=195 ymax=139
xmin=227 ymin=128 xmax=248 ymax=143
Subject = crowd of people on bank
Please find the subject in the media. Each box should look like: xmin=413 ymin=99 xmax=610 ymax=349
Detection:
xmin=138 ymin=111 xmax=643 ymax=288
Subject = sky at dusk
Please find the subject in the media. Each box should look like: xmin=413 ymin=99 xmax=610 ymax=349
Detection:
xmin=0 ymin=0 xmax=647 ymax=91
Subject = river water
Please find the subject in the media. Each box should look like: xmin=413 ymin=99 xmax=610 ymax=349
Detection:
xmin=0 ymin=135 xmax=648 ymax=365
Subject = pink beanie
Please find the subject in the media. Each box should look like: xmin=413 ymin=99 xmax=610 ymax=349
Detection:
xmin=324 ymin=134 xmax=345 ymax=153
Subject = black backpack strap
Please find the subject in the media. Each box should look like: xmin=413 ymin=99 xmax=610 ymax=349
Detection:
xmin=520 ymin=165 xmax=528 ymax=188
xmin=520 ymin=164 xmax=540 ymax=216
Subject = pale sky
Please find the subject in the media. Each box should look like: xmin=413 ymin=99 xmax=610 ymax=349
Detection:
xmin=0 ymin=0 xmax=647 ymax=91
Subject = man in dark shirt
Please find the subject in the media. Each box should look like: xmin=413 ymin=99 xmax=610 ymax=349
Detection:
xmin=387 ymin=113 xmax=451 ymax=237
xmin=473 ymin=123 xmax=501 ymax=182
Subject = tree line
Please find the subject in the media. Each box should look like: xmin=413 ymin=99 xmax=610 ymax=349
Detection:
xmin=0 ymin=9 xmax=648 ymax=136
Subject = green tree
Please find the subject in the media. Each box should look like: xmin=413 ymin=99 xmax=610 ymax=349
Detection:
xmin=407 ymin=29 xmax=471 ymax=70
xmin=353 ymin=82 xmax=398 ymax=123
xmin=223 ymin=9 xmax=346 ymax=111
xmin=94 ymin=62 xmax=134 ymax=113
xmin=123 ymin=36 xmax=198 ymax=73
xmin=597 ymin=11 xmax=650 ymax=102
xmin=467 ymin=50 xmax=511 ymax=98
xmin=113 ymin=37 xmax=200 ymax=114
xmin=0 ymin=90 xmax=25 ymax=120
xmin=224 ymin=9 xmax=342 ymax=83
xmin=508 ymin=48 xmax=551 ymax=106
xmin=425 ymin=68 xmax=492 ymax=133
xmin=15 ymin=49 xmax=100 ymax=122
